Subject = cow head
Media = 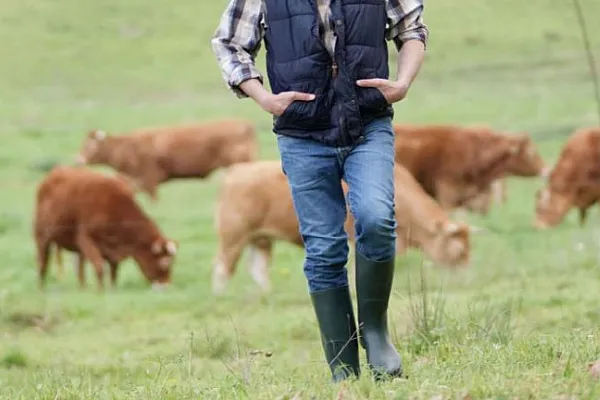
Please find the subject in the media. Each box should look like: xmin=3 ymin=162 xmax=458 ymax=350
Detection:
xmin=75 ymin=130 xmax=109 ymax=165
xmin=533 ymin=187 xmax=573 ymax=229
xmin=136 ymin=238 xmax=178 ymax=288
xmin=420 ymin=220 xmax=474 ymax=267
xmin=505 ymin=133 xmax=546 ymax=177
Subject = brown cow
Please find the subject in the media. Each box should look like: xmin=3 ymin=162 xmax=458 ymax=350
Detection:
xmin=212 ymin=160 xmax=478 ymax=294
xmin=34 ymin=166 xmax=178 ymax=290
xmin=463 ymin=130 xmax=547 ymax=215
xmin=75 ymin=119 xmax=259 ymax=201
xmin=534 ymin=127 xmax=600 ymax=229
xmin=393 ymin=124 xmax=546 ymax=213
xmin=51 ymin=171 xmax=137 ymax=280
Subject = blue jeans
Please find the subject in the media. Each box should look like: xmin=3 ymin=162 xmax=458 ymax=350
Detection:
xmin=277 ymin=117 xmax=397 ymax=293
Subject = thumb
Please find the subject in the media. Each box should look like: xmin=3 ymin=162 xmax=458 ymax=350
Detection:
xmin=290 ymin=91 xmax=316 ymax=101
xmin=356 ymin=78 xmax=384 ymax=88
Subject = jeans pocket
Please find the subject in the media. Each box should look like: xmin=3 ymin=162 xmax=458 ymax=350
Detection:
xmin=277 ymin=135 xmax=331 ymax=191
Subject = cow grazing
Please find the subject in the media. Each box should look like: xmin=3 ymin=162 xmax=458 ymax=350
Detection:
xmin=212 ymin=160 xmax=478 ymax=294
xmin=34 ymin=166 xmax=178 ymax=290
xmin=463 ymin=130 xmax=547 ymax=215
xmin=393 ymin=124 xmax=546 ymax=213
xmin=534 ymin=127 xmax=600 ymax=229
xmin=75 ymin=119 xmax=259 ymax=201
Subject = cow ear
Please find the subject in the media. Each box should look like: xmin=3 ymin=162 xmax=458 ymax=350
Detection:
xmin=151 ymin=240 xmax=163 ymax=255
xmin=165 ymin=240 xmax=178 ymax=256
xmin=92 ymin=130 xmax=107 ymax=141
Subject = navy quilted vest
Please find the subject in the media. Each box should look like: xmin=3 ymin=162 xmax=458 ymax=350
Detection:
xmin=264 ymin=0 xmax=393 ymax=146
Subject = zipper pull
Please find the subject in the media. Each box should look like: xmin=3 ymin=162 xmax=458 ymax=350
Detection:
xmin=332 ymin=62 xmax=338 ymax=78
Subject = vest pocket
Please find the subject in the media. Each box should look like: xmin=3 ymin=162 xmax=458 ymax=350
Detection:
xmin=274 ymin=84 xmax=329 ymax=131
xmin=275 ymin=100 xmax=309 ymax=130
xmin=277 ymin=100 xmax=302 ymax=123
xmin=356 ymin=69 xmax=389 ymax=112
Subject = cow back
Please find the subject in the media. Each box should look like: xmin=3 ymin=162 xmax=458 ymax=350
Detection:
xmin=216 ymin=160 xmax=302 ymax=245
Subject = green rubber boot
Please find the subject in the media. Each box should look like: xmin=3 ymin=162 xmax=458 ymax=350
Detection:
xmin=310 ymin=285 xmax=361 ymax=382
xmin=355 ymin=252 xmax=402 ymax=379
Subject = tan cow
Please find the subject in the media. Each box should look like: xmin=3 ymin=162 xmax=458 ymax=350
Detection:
xmin=393 ymin=124 xmax=546 ymax=213
xmin=212 ymin=160 xmax=478 ymax=294
xmin=34 ymin=166 xmax=178 ymax=290
xmin=75 ymin=119 xmax=259 ymax=201
xmin=534 ymin=127 xmax=600 ymax=229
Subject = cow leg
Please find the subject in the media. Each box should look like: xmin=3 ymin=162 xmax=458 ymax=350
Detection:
xmin=246 ymin=237 xmax=273 ymax=293
xmin=579 ymin=207 xmax=588 ymax=226
xmin=76 ymin=231 xmax=106 ymax=291
xmin=490 ymin=181 xmax=499 ymax=205
xmin=54 ymin=246 xmax=64 ymax=281
xmin=469 ymin=189 xmax=492 ymax=215
xmin=138 ymin=177 xmax=159 ymax=201
xmin=145 ymin=185 xmax=159 ymax=202
xmin=212 ymin=235 xmax=248 ymax=295
xmin=142 ymin=168 xmax=166 ymax=202
xmin=491 ymin=180 xmax=506 ymax=206
xmin=109 ymin=261 xmax=119 ymax=288
xmin=76 ymin=253 xmax=87 ymax=289
xmin=395 ymin=236 xmax=408 ymax=255
xmin=36 ymin=239 xmax=51 ymax=289
xmin=435 ymin=181 xmax=461 ymax=212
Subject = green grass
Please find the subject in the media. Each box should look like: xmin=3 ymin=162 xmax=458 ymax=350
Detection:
xmin=2 ymin=0 xmax=600 ymax=398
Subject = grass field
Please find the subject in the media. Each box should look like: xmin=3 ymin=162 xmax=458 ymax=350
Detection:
xmin=2 ymin=0 xmax=600 ymax=398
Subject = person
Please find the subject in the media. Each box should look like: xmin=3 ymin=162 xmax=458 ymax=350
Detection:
xmin=212 ymin=0 xmax=428 ymax=382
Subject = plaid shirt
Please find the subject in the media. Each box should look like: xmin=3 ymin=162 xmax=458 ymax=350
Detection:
xmin=212 ymin=0 xmax=429 ymax=98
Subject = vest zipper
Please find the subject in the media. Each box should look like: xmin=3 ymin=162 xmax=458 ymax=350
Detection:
xmin=331 ymin=59 xmax=348 ymax=146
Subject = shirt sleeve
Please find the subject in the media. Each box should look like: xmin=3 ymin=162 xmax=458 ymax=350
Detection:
xmin=385 ymin=0 xmax=429 ymax=52
xmin=211 ymin=0 xmax=266 ymax=98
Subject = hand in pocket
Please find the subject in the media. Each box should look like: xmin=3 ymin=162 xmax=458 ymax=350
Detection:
xmin=356 ymin=79 xmax=409 ymax=104
xmin=260 ymin=91 xmax=316 ymax=116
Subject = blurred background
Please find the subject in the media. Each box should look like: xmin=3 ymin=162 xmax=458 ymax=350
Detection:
xmin=1 ymin=1 xmax=600 ymax=398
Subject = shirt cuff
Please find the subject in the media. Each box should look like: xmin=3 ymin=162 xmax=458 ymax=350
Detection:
xmin=389 ymin=26 xmax=429 ymax=52
xmin=228 ymin=64 xmax=264 ymax=99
